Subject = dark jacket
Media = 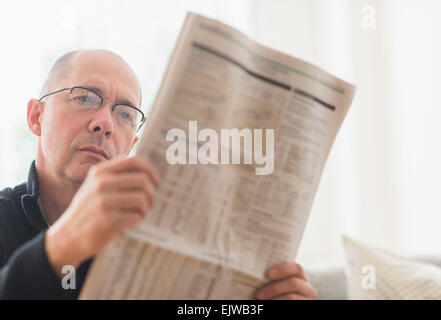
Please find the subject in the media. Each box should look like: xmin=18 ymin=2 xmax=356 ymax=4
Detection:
xmin=0 ymin=160 xmax=92 ymax=299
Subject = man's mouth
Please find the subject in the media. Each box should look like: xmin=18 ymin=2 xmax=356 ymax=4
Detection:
xmin=79 ymin=146 xmax=109 ymax=160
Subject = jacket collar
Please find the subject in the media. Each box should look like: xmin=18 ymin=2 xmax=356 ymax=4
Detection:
xmin=20 ymin=160 xmax=48 ymax=231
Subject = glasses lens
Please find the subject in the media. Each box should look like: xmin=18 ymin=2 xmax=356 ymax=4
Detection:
xmin=114 ymin=105 xmax=143 ymax=130
xmin=71 ymin=87 xmax=102 ymax=108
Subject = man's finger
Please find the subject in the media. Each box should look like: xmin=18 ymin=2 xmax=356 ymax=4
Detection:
xmin=103 ymin=192 xmax=151 ymax=217
xmin=256 ymin=277 xmax=316 ymax=300
xmin=112 ymin=210 xmax=145 ymax=230
xmin=272 ymin=293 xmax=310 ymax=300
xmin=95 ymin=156 xmax=161 ymax=186
xmin=98 ymin=173 xmax=157 ymax=199
xmin=267 ymin=262 xmax=308 ymax=281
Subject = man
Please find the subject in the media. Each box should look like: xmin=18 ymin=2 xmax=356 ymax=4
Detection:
xmin=0 ymin=49 xmax=317 ymax=300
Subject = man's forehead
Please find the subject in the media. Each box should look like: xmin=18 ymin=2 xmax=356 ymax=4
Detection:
xmin=73 ymin=76 xmax=139 ymax=106
xmin=67 ymin=51 xmax=141 ymax=105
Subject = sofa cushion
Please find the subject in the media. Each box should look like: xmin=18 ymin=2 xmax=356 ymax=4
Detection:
xmin=306 ymin=263 xmax=347 ymax=300
xmin=343 ymin=235 xmax=441 ymax=299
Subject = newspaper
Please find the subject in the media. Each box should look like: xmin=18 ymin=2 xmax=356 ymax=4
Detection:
xmin=79 ymin=12 xmax=355 ymax=299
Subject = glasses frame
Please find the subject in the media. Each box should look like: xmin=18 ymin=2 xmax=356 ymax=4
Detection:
xmin=39 ymin=86 xmax=146 ymax=132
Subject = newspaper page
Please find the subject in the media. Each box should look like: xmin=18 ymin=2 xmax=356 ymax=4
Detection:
xmin=80 ymin=12 xmax=355 ymax=299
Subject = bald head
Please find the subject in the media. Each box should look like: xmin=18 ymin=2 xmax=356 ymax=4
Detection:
xmin=40 ymin=49 xmax=142 ymax=105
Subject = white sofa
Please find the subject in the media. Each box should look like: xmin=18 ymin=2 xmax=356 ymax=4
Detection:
xmin=304 ymin=255 xmax=441 ymax=299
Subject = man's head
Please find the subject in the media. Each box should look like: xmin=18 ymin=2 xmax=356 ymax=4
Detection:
xmin=27 ymin=49 xmax=142 ymax=184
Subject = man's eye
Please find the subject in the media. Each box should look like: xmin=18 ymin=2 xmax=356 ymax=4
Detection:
xmin=120 ymin=112 xmax=133 ymax=121
xmin=74 ymin=95 xmax=95 ymax=105
xmin=115 ymin=108 xmax=135 ymax=124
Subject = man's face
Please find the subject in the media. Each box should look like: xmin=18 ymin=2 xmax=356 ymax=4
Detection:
xmin=38 ymin=51 xmax=141 ymax=183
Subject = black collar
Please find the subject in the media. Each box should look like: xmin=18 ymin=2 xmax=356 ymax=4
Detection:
xmin=20 ymin=160 xmax=48 ymax=231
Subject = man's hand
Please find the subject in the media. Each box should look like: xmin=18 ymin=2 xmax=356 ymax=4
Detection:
xmin=45 ymin=156 xmax=160 ymax=277
xmin=255 ymin=262 xmax=317 ymax=300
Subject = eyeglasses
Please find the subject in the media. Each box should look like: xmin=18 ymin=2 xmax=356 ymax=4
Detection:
xmin=39 ymin=86 xmax=146 ymax=132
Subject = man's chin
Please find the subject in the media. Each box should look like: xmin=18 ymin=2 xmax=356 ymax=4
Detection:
xmin=68 ymin=159 xmax=106 ymax=183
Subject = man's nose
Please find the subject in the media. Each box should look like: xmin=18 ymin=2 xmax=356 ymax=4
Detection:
xmin=88 ymin=102 xmax=115 ymax=137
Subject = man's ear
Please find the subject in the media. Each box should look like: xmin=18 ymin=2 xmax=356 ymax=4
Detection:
xmin=27 ymin=98 xmax=44 ymax=136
